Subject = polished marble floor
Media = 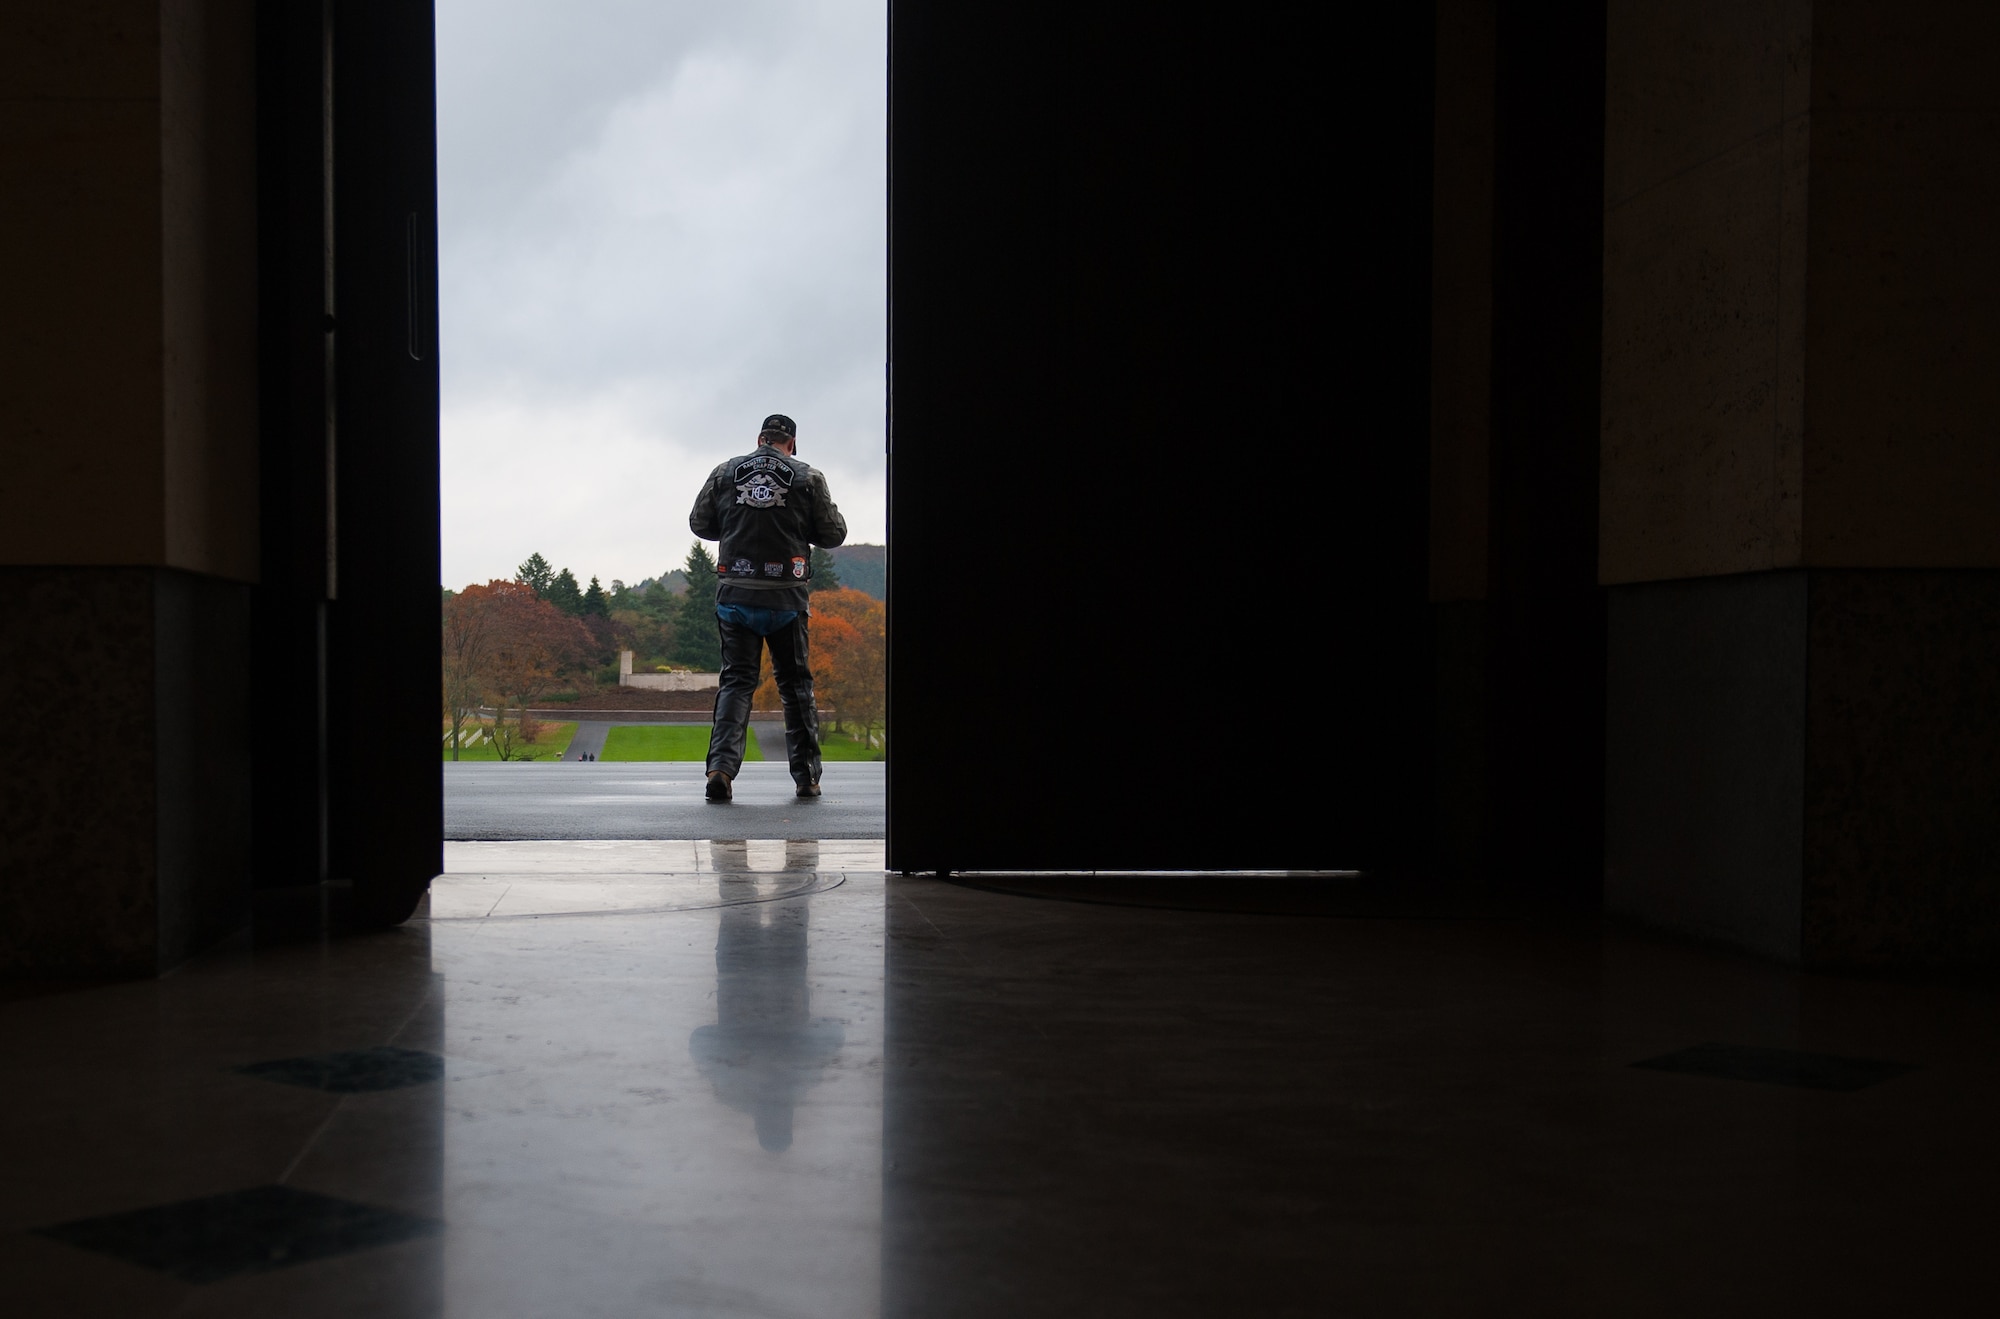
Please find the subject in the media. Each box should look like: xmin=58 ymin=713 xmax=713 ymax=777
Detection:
xmin=4 ymin=845 xmax=1999 ymax=1317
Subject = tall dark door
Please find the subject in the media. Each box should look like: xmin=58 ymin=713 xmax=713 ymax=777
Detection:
xmin=886 ymin=5 xmax=1436 ymax=873
xmin=325 ymin=0 xmax=442 ymax=922
xmin=253 ymin=1 xmax=335 ymax=894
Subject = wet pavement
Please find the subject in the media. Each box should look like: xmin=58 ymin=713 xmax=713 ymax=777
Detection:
xmin=444 ymin=762 xmax=885 ymax=840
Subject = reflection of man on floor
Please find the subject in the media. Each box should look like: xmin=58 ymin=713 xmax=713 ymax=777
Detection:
xmin=688 ymin=840 xmax=844 ymax=1151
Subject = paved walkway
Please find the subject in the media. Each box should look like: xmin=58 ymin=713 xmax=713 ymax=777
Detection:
xmin=562 ymin=721 xmax=613 ymax=759
xmin=444 ymin=762 xmax=885 ymax=840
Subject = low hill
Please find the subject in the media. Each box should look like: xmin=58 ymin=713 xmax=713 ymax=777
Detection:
xmin=826 ymin=544 xmax=885 ymax=599
xmin=622 ymin=551 xmax=882 ymax=600
xmin=620 ymin=568 xmax=689 ymax=597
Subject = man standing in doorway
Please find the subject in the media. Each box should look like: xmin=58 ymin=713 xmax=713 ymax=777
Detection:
xmin=689 ymin=414 xmax=848 ymax=802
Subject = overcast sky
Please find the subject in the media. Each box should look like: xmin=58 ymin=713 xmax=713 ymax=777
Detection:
xmin=436 ymin=0 xmax=887 ymax=590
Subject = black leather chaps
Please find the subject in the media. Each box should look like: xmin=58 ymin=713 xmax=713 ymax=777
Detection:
xmin=707 ymin=612 xmax=821 ymax=785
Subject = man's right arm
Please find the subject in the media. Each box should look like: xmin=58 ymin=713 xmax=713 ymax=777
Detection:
xmin=689 ymin=465 xmax=723 ymax=540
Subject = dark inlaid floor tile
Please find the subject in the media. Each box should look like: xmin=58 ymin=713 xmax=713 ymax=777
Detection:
xmin=237 ymin=1046 xmax=443 ymax=1093
xmin=1632 ymin=1042 xmax=1918 ymax=1091
xmin=34 ymin=1185 xmax=440 ymax=1284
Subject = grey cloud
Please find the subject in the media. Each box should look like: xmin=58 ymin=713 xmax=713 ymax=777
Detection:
xmin=437 ymin=0 xmax=885 ymax=589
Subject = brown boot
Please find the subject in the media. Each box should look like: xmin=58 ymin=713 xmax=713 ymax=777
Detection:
xmin=705 ymin=771 xmax=732 ymax=803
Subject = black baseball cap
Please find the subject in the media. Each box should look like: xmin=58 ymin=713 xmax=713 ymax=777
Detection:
xmin=760 ymin=414 xmax=797 ymax=441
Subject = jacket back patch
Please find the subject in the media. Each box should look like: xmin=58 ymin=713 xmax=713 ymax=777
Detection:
xmin=733 ymin=453 xmax=794 ymax=509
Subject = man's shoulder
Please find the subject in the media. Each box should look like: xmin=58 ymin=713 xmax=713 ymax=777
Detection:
xmin=723 ymin=445 xmax=824 ymax=483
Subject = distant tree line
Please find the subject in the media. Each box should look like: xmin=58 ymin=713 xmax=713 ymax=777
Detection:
xmin=501 ymin=547 xmax=717 ymax=673
xmin=442 ymin=544 xmax=886 ymax=758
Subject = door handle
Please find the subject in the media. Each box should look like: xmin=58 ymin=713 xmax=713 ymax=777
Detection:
xmin=405 ymin=211 xmax=430 ymax=362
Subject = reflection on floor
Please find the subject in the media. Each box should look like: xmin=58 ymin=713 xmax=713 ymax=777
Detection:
xmin=3 ymin=844 xmax=1998 ymax=1316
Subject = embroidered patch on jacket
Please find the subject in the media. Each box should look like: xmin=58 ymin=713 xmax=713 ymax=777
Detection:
xmin=732 ymin=453 xmax=795 ymax=509
xmin=762 ymin=562 xmax=784 ymax=577
xmin=730 ymin=558 xmax=754 ymax=575
xmin=790 ymin=557 xmax=808 ymax=579
xmin=735 ymin=473 xmax=788 ymax=508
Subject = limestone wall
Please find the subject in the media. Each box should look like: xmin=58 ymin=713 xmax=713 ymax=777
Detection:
xmin=622 ymin=672 xmax=720 ymax=691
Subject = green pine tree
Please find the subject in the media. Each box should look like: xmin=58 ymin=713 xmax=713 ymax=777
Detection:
xmin=641 ymin=577 xmax=678 ymax=619
xmin=546 ymin=567 xmax=584 ymax=615
xmin=582 ymin=575 xmax=610 ymax=617
xmin=672 ymin=544 xmax=722 ymax=670
xmin=809 ymin=547 xmax=841 ymax=592
xmin=516 ymin=552 xmax=554 ymax=597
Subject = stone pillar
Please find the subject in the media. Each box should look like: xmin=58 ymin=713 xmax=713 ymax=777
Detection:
xmin=619 ymin=649 xmax=634 ymax=685
xmin=0 ymin=1 xmax=260 ymax=974
xmin=1601 ymin=0 xmax=2000 ymax=968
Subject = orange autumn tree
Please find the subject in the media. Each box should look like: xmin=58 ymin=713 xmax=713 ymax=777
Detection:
xmin=750 ymin=588 xmax=887 ymax=754
xmin=443 ymin=580 xmax=591 ymax=760
xmin=442 ymin=585 xmax=496 ymax=759
xmin=810 ymin=588 xmax=887 ymax=751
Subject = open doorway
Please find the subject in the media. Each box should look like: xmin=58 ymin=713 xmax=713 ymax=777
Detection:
xmin=420 ymin=20 xmax=893 ymax=1300
xmin=433 ymin=0 xmax=888 ymax=841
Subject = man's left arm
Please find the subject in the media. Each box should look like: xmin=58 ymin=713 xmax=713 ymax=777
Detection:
xmin=808 ymin=471 xmax=848 ymax=548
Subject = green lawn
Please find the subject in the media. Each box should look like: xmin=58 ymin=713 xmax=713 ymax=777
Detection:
xmin=594 ymin=723 xmax=882 ymax=763
xmin=818 ymin=728 xmax=885 ymax=761
xmin=442 ymin=721 xmax=576 ymax=762
xmin=600 ymin=725 xmax=765 ymax=762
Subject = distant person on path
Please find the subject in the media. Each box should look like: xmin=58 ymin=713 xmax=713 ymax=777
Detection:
xmin=689 ymin=413 xmax=847 ymax=802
